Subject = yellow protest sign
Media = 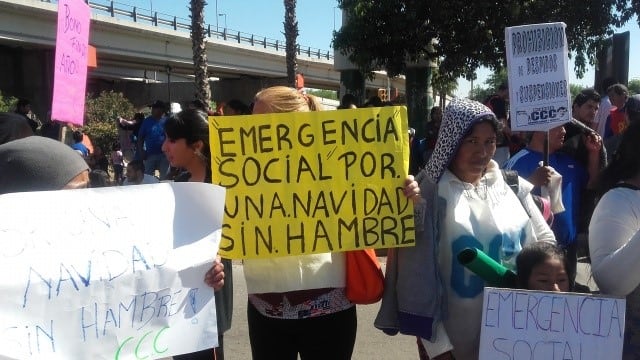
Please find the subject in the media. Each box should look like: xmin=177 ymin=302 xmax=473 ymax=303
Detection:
xmin=210 ymin=106 xmax=415 ymax=259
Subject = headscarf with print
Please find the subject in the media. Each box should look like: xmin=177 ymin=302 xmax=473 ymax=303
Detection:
xmin=425 ymin=98 xmax=496 ymax=183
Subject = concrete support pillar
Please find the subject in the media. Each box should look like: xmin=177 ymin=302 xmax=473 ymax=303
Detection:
xmin=334 ymin=8 xmax=365 ymax=107
xmin=339 ymin=69 xmax=365 ymax=106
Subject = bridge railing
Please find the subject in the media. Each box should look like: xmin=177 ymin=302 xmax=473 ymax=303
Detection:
xmin=39 ymin=0 xmax=334 ymax=60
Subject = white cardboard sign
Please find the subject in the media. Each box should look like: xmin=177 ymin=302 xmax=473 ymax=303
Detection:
xmin=0 ymin=183 xmax=225 ymax=360
xmin=505 ymin=23 xmax=572 ymax=131
xmin=480 ymin=287 xmax=625 ymax=360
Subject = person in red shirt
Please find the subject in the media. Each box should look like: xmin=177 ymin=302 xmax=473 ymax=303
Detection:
xmin=606 ymin=84 xmax=629 ymax=138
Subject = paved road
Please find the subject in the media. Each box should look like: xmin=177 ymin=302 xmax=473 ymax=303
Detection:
xmin=168 ymin=259 xmax=597 ymax=360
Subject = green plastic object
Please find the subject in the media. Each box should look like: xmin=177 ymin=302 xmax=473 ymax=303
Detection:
xmin=457 ymin=247 xmax=517 ymax=288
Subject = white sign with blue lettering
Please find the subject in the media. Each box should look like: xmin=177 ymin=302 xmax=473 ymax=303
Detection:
xmin=506 ymin=23 xmax=572 ymax=131
xmin=480 ymin=287 xmax=625 ymax=360
xmin=0 ymin=182 xmax=225 ymax=360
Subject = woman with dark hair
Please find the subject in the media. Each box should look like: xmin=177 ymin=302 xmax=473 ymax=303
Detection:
xmin=337 ymin=93 xmax=358 ymax=109
xmin=0 ymin=112 xmax=33 ymax=145
xmin=163 ymin=109 xmax=212 ymax=183
xmin=162 ymin=109 xmax=232 ymax=360
xmin=224 ymin=99 xmax=251 ymax=115
xmin=590 ymin=120 xmax=640 ymax=359
xmin=376 ymin=98 xmax=555 ymax=360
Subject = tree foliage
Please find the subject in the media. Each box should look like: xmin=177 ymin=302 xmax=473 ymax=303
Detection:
xmin=84 ymin=91 xmax=135 ymax=153
xmin=0 ymin=91 xmax=18 ymax=113
xmin=569 ymin=84 xmax=586 ymax=99
xmin=618 ymin=1 xmax=640 ymax=28
xmin=469 ymin=70 xmax=587 ymax=101
xmin=307 ymin=89 xmax=338 ymax=100
xmin=431 ymin=68 xmax=458 ymax=108
xmin=333 ymin=0 xmax=630 ymax=80
xmin=628 ymin=78 xmax=640 ymax=95
xmin=467 ymin=69 xmax=507 ymax=101
xmin=467 ymin=86 xmax=488 ymax=103
xmin=484 ymin=69 xmax=508 ymax=93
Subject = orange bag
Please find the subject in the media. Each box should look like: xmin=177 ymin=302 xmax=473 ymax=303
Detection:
xmin=345 ymin=249 xmax=384 ymax=304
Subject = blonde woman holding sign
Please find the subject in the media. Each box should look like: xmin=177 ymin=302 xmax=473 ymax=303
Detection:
xmin=243 ymin=86 xmax=420 ymax=360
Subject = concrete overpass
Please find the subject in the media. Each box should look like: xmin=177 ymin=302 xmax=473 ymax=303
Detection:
xmin=0 ymin=0 xmax=404 ymax=111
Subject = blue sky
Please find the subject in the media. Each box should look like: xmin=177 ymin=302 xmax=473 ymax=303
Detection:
xmin=126 ymin=0 xmax=638 ymax=96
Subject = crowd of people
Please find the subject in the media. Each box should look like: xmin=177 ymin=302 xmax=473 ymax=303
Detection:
xmin=1 ymin=81 xmax=640 ymax=359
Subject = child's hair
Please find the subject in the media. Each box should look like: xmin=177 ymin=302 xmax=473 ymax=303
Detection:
xmin=72 ymin=130 xmax=84 ymax=143
xmin=516 ymin=241 xmax=571 ymax=289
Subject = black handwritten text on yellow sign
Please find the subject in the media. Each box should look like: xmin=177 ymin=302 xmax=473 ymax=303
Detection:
xmin=210 ymin=107 xmax=415 ymax=259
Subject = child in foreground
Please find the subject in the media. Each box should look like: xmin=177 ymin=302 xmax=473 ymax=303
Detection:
xmin=417 ymin=242 xmax=574 ymax=359
xmin=516 ymin=241 xmax=571 ymax=292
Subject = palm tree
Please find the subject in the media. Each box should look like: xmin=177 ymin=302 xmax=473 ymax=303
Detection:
xmin=190 ymin=0 xmax=211 ymax=108
xmin=284 ymin=0 xmax=298 ymax=88
xmin=431 ymin=69 xmax=458 ymax=109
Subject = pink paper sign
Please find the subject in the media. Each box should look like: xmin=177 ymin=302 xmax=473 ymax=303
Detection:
xmin=51 ymin=0 xmax=91 ymax=126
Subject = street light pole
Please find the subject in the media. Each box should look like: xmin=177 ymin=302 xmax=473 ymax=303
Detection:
xmin=149 ymin=0 xmax=153 ymax=19
xmin=333 ymin=7 xmax=336 ymax=31
xmin=215 ymin=0 xmax=218 ymax=32
xmin=218 ymin=13 xmax=227 ymax=30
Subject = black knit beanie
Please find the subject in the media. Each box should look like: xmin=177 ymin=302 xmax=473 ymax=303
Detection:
xmin=0 ymin=136 xmax=89 ymax=194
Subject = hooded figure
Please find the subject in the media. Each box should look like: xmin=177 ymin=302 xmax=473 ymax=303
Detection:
xmin=0 ymin=112 xmax=33 ymax=145
xmin=375 ymin=98 xmax=555 ymax=360
xmin=0 ymin=136 xmax=89 ymax=194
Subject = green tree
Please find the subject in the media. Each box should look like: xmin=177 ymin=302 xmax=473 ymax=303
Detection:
xmin=0 ymin=91 xmax=18 ymax=112
xmin=335 ymin=1 xmax=625 ymax=79
xmin=467 ymin=69 xmax=507 ymax=102
xmin=431 ymin=69 xmax=458 ymax=109
xmin=628 ymin=78 xmax=640 ymax=95
xmin=284 ymin=0 xmax=298 ymax=87
xmin=84 ymin=91 xmax=135 ymax=154
xmin=469 ymin=85 xmax=492 ymax=103
xmin=618 ymin=2 xmax=640 ymax=28
xmin=307 ymin=89 xmax=338 ymax=100
xmin=333 ymin=0 xmax=629 ymax=126
xmin=190 ymin=0 xmax=211 ymax=107
xmin=569 ymin=84 xmax=586 ymax=99
xmin=484 ymin=69 xmax=508 ymax=93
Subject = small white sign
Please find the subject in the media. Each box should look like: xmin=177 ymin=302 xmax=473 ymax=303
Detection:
xmin=505 ymin=23 xmax=572 ymax=131
xmin=0 ymin=183 xmax=225 ymax=360
xmin=480 ymin=287 xmax=625 ymax=360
